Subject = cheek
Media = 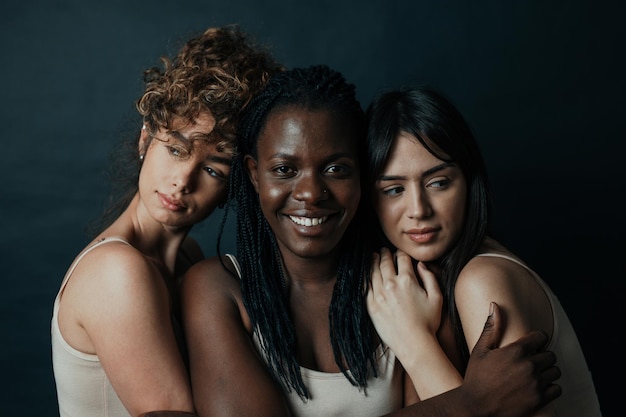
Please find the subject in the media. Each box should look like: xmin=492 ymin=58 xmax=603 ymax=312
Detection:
xmin=452 ymin=201 xmax=467 ymax=236
xmin=256 ymin=181 xmax=285 ymax=221
xmin=267 ymin=186 xmax=283 ymax=200
xmin=374 ymin=199 xmax=401 ymax=235
xmin=442 ymin=192 xmax=467 ymax=240
xmin=196 ymin=174 xmax=228 ymax=200
xmin=137 ymin=160 xmax=158 ymax=192
xmin=345 ymin=187 xmax=361 ymax=213
xmin=257 ymin=181 xmax=283 ymax=206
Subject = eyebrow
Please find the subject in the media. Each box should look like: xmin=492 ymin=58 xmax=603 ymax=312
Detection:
xmin=267 ymin=151 xmax=356 ymax=161
xmin=165 ymin=130 xmax=212 ymax=144
xmin=207 ymin=154 xmax=233 ymax=165
xmin=377 ymin=161 xmax=455 ymax=181
xmin=163 ymin=131 xmax=232 ymax=165
xmin=164 ymin=130 xmax=189 ymax=143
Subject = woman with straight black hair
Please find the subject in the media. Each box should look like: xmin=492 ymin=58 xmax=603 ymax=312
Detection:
xmin=365 ymin=87 xmax=601 ymax=416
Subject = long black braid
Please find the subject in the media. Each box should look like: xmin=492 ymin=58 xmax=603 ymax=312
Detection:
xmin=219 ymin=65 xmax=377 ymax=399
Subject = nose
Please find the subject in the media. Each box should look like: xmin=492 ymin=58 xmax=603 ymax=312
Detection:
xmin=170 ymin=161 xmax=197 ymax=194
xmin=407 ymin=185 xmax=432 ymax=219
xmin=293 ymin=172 xmax=328 ymax=204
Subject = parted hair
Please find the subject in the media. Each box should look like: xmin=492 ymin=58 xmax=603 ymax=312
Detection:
xmin=90 ymin=25 xmax=281 ymax=236
xmin=221 ymin=65 xmax=377 ymax=399
xmin=365 ymin=86 xmax=492 ymax=366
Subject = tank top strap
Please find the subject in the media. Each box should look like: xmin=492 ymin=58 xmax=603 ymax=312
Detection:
xmin=55 ymin=237 xmax=132 ymax=303
xmin=223 ymin=253 xmax=242 ymax=279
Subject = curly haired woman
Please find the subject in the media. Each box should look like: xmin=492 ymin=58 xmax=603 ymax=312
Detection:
xmin=51 ymin=26 xmax=281 ymax=417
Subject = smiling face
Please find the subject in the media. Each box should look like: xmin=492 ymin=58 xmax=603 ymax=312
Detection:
xmin=138 ymin=112 xmax=232 ymax=229
xmin=373 ymin=132 xmax=467 ymax=262
xmin=245 ymin=106 xmax=361 ymax=260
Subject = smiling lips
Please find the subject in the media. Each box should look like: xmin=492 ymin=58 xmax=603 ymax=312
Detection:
xmin=289 ymin=215 xmax=328 ymax=227
xmin=158 ymin=193 xmax=186 ymax=211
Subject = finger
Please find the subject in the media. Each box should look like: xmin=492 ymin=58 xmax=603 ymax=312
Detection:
xmin=504 ymin=330 xmax=549 ymax=355
xmin=542 ymin=382 xmax=563 ymax=404
xmin=531 ymin=350 xmax=557 ymax=371
xmin=394 ymin=250 xmax=418 ymax=282
xmin=416 ymin=261 xmax=442 ymax=301
xmin=395 ymin=252 xmax=423 ymax=293
xmin=539 ymin=365 xmax=561 ymax=386
xmin=378 ymin=247 xmax=397 ymax=278
xmin=472 ymin=302 xmax=503 ymax=353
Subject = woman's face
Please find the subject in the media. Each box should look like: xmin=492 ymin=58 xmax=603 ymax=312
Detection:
xmin=372 ymin=132 xmax=467 ymax=262
xmin=246 ymin=106 xmax=361 ymax=260
xmin=138 ymin=112 xmax=232 ymax=229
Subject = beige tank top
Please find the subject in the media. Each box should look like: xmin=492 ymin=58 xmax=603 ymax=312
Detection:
xmin=51 ymin=237 xmax=132 ymax=417
xmin=225 ymin=254 xmax=403 ymax=417
xmin=477 ymin=253 xmax=603 ymax=416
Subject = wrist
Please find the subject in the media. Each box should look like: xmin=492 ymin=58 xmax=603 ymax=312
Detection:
xmin=397 ymin=335 xmax=463 ymax=399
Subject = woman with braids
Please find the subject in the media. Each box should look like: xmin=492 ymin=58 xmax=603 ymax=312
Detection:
xmin=181 ymin=65 xmax=561 ymax=417
xmin=51 ymin=26 xmax=281 ymax=417
xmin=364 ymin=87 xmax=602 ymax=416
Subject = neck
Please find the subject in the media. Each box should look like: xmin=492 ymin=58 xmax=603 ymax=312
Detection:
xmin=103 ymin=194 xmax=192 ymax=276
xmin=279 ymin=251 xmax=340 ymax=290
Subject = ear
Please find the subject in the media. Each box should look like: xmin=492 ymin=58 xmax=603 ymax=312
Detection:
xmin=244 ymin=155 xmax=260 ymax=193
xmin=138 ymin=124 xmax=150 ymax=155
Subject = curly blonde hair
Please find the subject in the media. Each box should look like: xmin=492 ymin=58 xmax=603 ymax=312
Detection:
xmin=136 ymin=25 xmax=282 ymax=155
xmin=88 ymin=26 xmax=281 ymax=236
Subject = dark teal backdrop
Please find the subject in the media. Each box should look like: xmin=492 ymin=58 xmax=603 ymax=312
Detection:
xmin=2 ymin=1 xmax=623 ymax=415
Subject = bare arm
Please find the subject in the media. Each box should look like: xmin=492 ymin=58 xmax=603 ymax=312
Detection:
xmin=180 ymin=257 xmax=291 ymax=417
xmin=454 ymin=256 xmax=558 ymax=416
xmin=383 ymin=302 xmax=561 ymax=417
xmin=179 ymin=251 xmax=560 ymax=417
xmin=368 ymin=249 xmax=560 ymax=416
xmin=65 ymin=244 xmax=195 ymax=416
xmin=368 ymin=248 xmax=461 ymax=398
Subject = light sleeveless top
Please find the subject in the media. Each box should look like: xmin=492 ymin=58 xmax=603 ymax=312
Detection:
xmin=477 ymin=253 xmax=603 ymax=416
xmin=225 ymin=254 xmax=403 ymax=417
xmin=51 ymin=237 xmax=132 ymax=417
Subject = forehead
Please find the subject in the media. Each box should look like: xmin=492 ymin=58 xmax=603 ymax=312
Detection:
xmin=165 ymin=112 xmax=234 ymax=156
xmin=383 ymin=133 xmax=444 ymax=170
xmin=168 ymin=112 xmax=216 ymax=135
xmin=258 ymin=107 xmax=358 ymax=155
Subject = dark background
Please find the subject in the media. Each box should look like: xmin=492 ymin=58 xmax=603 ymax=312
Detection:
xmin=2 ymin=1 xmax=623 ymax=415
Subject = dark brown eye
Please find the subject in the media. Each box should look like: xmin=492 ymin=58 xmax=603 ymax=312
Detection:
xmin=273 ymin=165 xmax=295 ymax=176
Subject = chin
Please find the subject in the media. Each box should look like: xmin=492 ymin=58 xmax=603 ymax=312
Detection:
xmin=400 ymin=246 xmax=441 ymax=263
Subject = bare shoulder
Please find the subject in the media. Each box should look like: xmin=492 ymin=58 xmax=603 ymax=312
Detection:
xmin=454 ymin=241 xmax=553 ymax=346
xmin=58 ymin=239 xmax=170 ymax=353
xmin=457 ymin=255 xmax=513 ymax=290
xmin=455 ymin=244 xmax=533 ymax=298
xmin=182 ymin=255 xmax=240 ymax=294
xmin=68 ymin=239 xmax=162 ymax=298
xmin=180 ymin=254 xmax=248 ymax=327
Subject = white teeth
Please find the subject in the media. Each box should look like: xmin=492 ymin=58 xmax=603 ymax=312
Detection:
xmin=289 ymin=215 xmax=327 ymax=227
